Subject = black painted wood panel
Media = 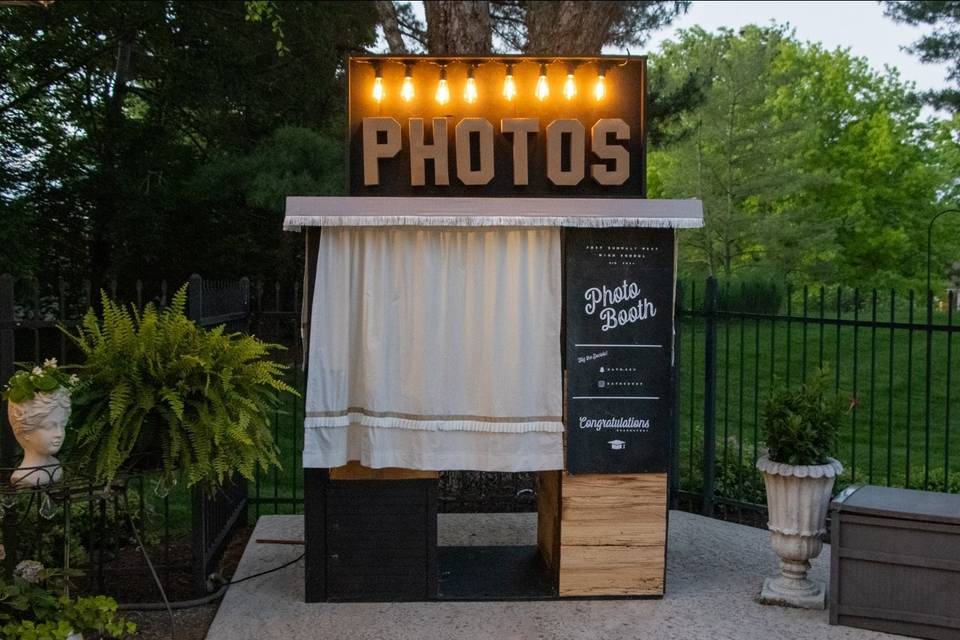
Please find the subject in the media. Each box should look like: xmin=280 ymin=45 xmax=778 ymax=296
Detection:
xmin=324 ymin=479 xmax=438 ymax=602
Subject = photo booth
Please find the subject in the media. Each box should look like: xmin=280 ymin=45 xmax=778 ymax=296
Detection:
xmin=284 ymin=56 xmax=703 ymax=601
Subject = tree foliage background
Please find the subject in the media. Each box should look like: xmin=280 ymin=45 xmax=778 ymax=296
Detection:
xmin=0 ymin=0 xmax=688 ymax=284
xmin=649 ymin=24 xmax=960 ymax=290
xmin=1 ymin=1 xmax=958 ymax=292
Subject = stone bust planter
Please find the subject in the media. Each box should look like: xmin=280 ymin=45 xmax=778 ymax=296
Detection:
xmin=757 ymin=454 xmax=843 ymax=609
xmin=6 ymin=388 xmax=70 ymax=487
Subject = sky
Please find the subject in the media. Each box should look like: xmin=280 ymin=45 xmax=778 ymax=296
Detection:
xmin=633 ymin=1 xmax=952 ymax=94
xmin=393 ymin=1 xmax=952 ymax=95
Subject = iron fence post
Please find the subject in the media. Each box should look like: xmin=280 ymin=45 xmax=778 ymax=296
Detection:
xmin=191 ymin=484 xmax=207 ymax=596
xmin=0 ymin=274 xmax=17 ymax=575
xmin=702 ymin=277 xmax=718 ymax=517
xmin=0 ymin=274 xmax=15 ymax=467
xmin=670 ymin=281 xmax=683 ymax=509
xmin=188 ymin=273 xmax=203 ymax=323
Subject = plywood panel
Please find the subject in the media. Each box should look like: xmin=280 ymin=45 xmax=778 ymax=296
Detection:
xmin=560 ymin=513 xmax=666 ymax=547
xmin=561 ymin=473 xmax=668 ymax=499
xmin=537 ymin=470 xmax=562 ymax=572
xmin=329 ymin=462 xmax=439 ymax=481
xmin=558 ymin=472 xmax=667 ymax=597
xmin=559 ymin=545 xmax=664 ymax=596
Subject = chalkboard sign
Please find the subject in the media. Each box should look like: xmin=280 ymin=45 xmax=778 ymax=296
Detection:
xmin=565 ymin=228 xmax=675 ymax=474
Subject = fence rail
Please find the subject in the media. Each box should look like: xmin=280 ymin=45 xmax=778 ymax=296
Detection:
xmin=675 ymin=278 xmax=959 ymax=523
xmin=2 ymin=271 xmax=958 ymax=597
xmin=0 ymin=273 xmax=269 ymax=598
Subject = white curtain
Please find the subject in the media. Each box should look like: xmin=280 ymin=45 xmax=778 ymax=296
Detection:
xmin=303 ymin=226 xmax=564 ymax=471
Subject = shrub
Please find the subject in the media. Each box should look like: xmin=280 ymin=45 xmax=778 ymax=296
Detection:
xmin=65 ymin=284 xmax=297 ymax=489
xmin=762 ymin=368 xmax=845 ymax=466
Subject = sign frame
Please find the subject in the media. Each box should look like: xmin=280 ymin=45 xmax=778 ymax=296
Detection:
xmin=346 ymin=55 xmax=647 ymax=199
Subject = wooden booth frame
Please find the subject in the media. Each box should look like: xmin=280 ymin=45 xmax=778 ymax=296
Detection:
xmin=293 ymin=55 xmax=701 ymax=602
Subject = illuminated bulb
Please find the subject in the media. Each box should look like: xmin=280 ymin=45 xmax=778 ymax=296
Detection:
xmin=464 ymin=65 xmax=478 ymax=104
xmin=372 ymin=67 xmax=384 ymax=103
xmin=435 ymin=67 xmax=450 ymax=105
xmin=563 ymin=73 xmax=577 ymax=100
xmin=401 ymin=65 xmax=415 ymax=102
xmin=503 ymin=64 xmax=516 ymax=101
xmin=594 ymin=72 xmax=606 ymax=101
xmin=535 ymin=64 xmax=549 ymax=101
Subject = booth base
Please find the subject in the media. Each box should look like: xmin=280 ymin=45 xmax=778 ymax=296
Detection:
xmin=437 ymin=546 xmax=556 ymax=600
xmin=306 ymin=467 xmax=667 ymax=602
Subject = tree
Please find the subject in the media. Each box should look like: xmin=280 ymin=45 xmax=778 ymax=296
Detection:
xmin=650 ymin=25 xmax=956 ymax=289
xmin=0 ymin=1 xmax=378 ymax=282
xmin=649 ymin=27 xmax=817 ymax=277
xmin=881 ymin=0 xmax=960 ymax=111
xmin=376 ymin=1 xmax=690 ymax=55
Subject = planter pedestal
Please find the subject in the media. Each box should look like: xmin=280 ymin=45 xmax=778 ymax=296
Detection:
xmin=757 ymin=456 xmax=843 ymax=609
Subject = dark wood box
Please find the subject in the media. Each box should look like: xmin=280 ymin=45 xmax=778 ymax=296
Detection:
xmin=830 ymin=484 xmax=960 ymax=640
xmin=304 ymin=470 xmax=438 ymax=602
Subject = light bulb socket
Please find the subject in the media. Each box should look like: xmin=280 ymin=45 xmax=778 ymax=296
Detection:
xmin=403 ymin=62 xmax=413 ymax=79
xmin=539 ymin=63 xmax=547 ymax=77
xmin=373 ymin=62 xmax=383 ymax=79
xmin=467 ymin=64 xmax=475 ymax=79
xmin=505 ymin=62 xmax=514 ymax=76
xmin=439 ymin=66 xmax=447 ymax=80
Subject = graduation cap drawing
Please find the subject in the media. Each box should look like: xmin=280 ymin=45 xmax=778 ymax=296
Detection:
xmin=607 ymin=440 xmax=626 ymax=450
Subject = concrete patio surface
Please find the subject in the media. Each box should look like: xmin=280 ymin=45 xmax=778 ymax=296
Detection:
xmin=206 ymin=511 xmax=902 ymax=640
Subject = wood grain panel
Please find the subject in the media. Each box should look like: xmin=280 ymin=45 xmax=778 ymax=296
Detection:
xmin=561 ymin=473 xmax=668 ymax=499
xmin=560 ymin=514 xmax=665 ymax=547
xmin=558 ymin=545 xmax=664 ymax=596
xmin=537 ymin=470 xmax=562 ymax=572
xmin=329 ymin=462 xmax=439 ymax=481
xmin=558 ymin=472 xmax=667 ymax=597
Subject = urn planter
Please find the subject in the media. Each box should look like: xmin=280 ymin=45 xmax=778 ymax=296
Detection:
xmin=756 ymin=455 xmax=843 ymax=609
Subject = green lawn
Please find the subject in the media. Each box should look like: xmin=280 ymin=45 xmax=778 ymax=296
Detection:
xmin=142 ymin=299 xmax=960 ymax=535
xmin=676 ymin=304 xmax=960 ymax=502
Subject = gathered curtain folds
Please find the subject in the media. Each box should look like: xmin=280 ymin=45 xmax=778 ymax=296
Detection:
xmin=303 ymin=225 xmax=564 ymax=472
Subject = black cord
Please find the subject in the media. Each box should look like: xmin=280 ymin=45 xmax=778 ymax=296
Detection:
xmin=221 ymin=552 xmax=305 ymax=586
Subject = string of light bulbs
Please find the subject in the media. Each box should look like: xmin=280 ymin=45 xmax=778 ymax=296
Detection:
xmin=363 ymin=58 xmax=618 ymax=104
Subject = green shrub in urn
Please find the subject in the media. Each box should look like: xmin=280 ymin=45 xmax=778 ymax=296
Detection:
xmin=762 ymin=368 xmax=845 ymax=466
xmin=757 ymin=367 xmax=846 ymax=609
xmin=64 ymin=284 xmax=296 ymax=489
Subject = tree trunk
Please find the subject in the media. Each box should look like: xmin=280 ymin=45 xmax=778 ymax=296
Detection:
xmin=525 ymin=1 xmax=623 ymax=55
xmin=423 ymin=1 xmax=491 ymax=55
xmin=90 ymin=33 xmax=133 ymax=282
xmin=376 ymin=0 xmax=407 ymax=54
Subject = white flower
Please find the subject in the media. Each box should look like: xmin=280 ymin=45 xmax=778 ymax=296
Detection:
xmin=14 ymin=560 xmax=43 ymax=584
xmin=31 ymin=367 xmax=43 ymax=376
xmin=68 ymin=374 xmax=79 ymax=385
xmin=43 ymin=358 xmax=58 ymax=369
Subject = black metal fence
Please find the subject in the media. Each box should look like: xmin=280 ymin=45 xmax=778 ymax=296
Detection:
xmin=5 ymin=271 xmax=959 ymax=596
xmin=0 ymin=274 xmax=264 ymax=599
xmin=673 ymin=278 xmax=959 ymax=524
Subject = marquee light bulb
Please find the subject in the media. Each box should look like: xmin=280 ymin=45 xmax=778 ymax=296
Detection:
xmin=464 ymin=65 xmax=478 ymax=104
xmin=401 ymin=65 xmax=415 ymax=102
xmin=435 ymin=67 xmax=450 ymax=105
xmin=503 ymin=63 xmax=516 ymax=101
xmin=372 ymin=66 xmax=385 ymax=103
xmin=594 ymin=71 xmax=606 ymax=101
xmin=535 ymin=64 xmax=549 ymax=101
xmin=563 ymin=73 xmax=577 ymax=100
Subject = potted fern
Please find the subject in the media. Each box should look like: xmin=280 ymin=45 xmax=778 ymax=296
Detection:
xmin=64 ymin=284 xmax=295 ymax=490
xmin=757 ymin=369 xmax=845 ymax=609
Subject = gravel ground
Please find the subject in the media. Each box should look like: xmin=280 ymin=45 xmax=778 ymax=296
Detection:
xmin=123 ymin=605 xmax=219 ymax=640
